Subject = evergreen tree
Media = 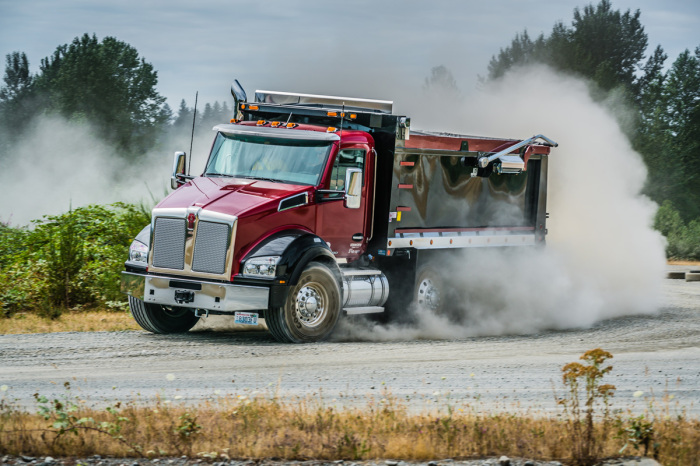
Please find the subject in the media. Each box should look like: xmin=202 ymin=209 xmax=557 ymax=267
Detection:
xmin=1 ymin=34 xmax=170 ymax=158
xmin=0 ymin=52 xmax=36 ymax=153
xmin=173 ymin=99 xmax=193 ymax=129
xmin=486 ymin=0 xmax=648 ymax=98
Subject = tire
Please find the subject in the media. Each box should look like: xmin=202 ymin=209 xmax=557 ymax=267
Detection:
xmin=129 ymin=296 xmax=200 ymax=334
xmin=266 ymin=261 xmax=341 ymax=343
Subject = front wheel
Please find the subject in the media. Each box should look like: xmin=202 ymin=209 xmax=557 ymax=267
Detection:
xmin=129 ymin=296 xmax=200 ymax=334
xmin=266 ymin=261 xmax=341 ymax=343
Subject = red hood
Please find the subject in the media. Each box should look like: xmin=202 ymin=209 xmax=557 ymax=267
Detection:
xmin=157 ymin=176 xmax=312 ymax=217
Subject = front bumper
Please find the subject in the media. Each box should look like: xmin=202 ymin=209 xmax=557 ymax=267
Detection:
xmin=121 ymin=271 xmax=270 ymax=312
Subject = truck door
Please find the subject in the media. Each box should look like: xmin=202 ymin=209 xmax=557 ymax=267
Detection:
xmin=317 ymin=143 xmax=373 ymax=261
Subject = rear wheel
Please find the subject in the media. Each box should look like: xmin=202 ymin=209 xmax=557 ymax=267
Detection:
xmin=266 ymin=261 xmax=341 ymax=343
xmin=414 ymin=263 xmax=464 ymax=322
xmin=129 ymin=296 xmax=200 ymax=334
xmin=415 ymin=266 xmax=446 ymax=315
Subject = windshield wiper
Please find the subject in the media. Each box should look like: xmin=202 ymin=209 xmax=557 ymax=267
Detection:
xmin=203 ymin=172 xmax=231 ymax=177
xmin=239 ymin=175 xmax=280 ymax=183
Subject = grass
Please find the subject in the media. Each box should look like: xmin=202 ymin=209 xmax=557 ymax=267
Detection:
xmin=667 ymin=260 xmax=700 ymax=266
xmin=0 ymin=309 xmax=140 ymax=334
xmin=0 ymin=388 xmax=698 ymax=464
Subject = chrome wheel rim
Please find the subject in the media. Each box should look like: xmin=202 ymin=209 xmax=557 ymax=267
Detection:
xmin=417 ymin=277 xmax=440 ymax=312
xmin=294 ymin=282 xmax=327 ymax=328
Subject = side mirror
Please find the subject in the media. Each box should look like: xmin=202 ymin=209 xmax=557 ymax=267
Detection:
xmin=344 ymin=168 xmax=362 ymax=209
xmin=171 ymin=151 xmax=187 ymax=189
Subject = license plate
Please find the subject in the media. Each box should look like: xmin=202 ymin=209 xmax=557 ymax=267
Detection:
xmin=234 ymin=312 xmax=259 ymax=325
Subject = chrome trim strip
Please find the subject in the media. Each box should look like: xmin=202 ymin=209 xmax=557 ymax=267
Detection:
xmin=121 ymin=272 xmax=269 ymax=312
xmin=388 ymin=232 xmax=536 ymax=250
xmin=344 ymin=306 xmax=384 ymax=315
xmin=341 ymin=268 xmax=383 ymax=277
xmin=213 ymin=124 xmax=340 ymax=142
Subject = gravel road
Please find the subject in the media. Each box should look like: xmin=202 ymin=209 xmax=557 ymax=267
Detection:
xmin=1 ymin=268 xmax=699 ymax=415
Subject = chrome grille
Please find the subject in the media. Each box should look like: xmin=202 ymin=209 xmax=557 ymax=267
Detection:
xmin=152 ymin=217 xmax=186 ymax=270
xmin=192 ymin=221 xmax=230 ymax=274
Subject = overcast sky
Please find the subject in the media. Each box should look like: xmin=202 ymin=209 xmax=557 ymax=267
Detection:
xmin=1 ymin=0 xmax=698 ymax=113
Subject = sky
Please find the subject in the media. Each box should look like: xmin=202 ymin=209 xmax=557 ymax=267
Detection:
xmin=1 ymin=0 xmax=698 ymax=114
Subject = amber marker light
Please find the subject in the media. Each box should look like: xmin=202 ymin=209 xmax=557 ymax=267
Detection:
xmin=256 ymin=120 xmax=266 ymax=126
xmin=327 ymin=111 xmax=338 ymax=117
xmin=249 ymin=105 xmax=259 ymax=110
xmin=327 ymin=127 xmax=338 ymax=132
xmin=349 ymin=114 xmax=357 ymax=119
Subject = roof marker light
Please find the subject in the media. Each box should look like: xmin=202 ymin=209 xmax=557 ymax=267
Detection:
xmin=327 ymin=127 xmax=338 ymax=132
xmin=327 ymin=111 xmax=338 ymax=117
xmin=256 ymin=120 xmax=266 ymax=126
xmin=349 ymin=114 xmax=357 ymax=119
xmin=286 ymin=123 xmax=298 ymax=128
xmin=249 ymin=105 xmax=259 ymax=111
xmin=270 ymin=121 xmax=281 ymax=127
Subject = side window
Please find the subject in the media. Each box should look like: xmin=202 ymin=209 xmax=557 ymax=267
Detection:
xmin=330 ymin=149 xmax=365 ymax=191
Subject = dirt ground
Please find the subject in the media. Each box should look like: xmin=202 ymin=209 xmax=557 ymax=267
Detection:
xmin=0 ymin=268 xmax=698 ymax=416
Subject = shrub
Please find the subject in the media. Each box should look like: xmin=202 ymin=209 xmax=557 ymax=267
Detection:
xmin=654 ymin=200 xmax=700 ymax=260
xmin=0 ymin=202 xmax=150 ymax=317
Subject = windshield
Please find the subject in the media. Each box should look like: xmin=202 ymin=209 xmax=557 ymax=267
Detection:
xmin=204 ymin=132 xmax=333 ymax=185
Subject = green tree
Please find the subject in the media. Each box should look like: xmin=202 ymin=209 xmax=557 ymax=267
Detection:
xmin=659 ymin=48 xmax=700 ymax=220
xmin=173 ymin=99 xmax=193 ymax=130
xmin=486 ymin=0 xmax=648 ymax=99
xmin=32 ymin=33 xmax=169 ymax=156
xmin=0 ymin=51 xmax=36 ymax=153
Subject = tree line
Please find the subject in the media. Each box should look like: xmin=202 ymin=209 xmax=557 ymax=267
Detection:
xmin=0 ymin=33 xmax=231 ymax=162
xmin=485 ymin=0 xmax=700 ymax=258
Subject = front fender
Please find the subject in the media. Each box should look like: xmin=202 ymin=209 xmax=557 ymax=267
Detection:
xmin=238 ymin=232 xmax=340 ymax=308
xmin=277 ymin=234 xmax=337 ymax=284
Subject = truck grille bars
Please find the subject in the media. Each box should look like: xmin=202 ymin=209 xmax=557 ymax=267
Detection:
xmin=153 ymin=218 xmax=187 ymax=270
xmin=149 ymin=208 xmax=238 ymax=280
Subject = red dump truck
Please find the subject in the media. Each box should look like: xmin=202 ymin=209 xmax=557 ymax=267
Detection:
xmin=121 ymin=81 xmax=557 ymax=342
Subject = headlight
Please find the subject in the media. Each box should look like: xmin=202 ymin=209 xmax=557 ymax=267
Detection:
xmin=129 ymin=240 xmax=149 ymax=263
xmin=242 ymin=256 xmax=281 ymax=278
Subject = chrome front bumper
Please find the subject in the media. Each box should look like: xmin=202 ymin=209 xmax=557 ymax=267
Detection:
xmin=121 ymin=272 xmax=269 ymax=312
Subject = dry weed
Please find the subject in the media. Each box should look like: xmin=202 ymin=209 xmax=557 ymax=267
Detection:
xmin=0 ymin=310 xmax=139 ymax=334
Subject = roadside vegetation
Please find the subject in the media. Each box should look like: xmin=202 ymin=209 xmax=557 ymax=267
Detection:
xmin=0 ymin=349 xmax=698 ymax=465
xmin=0 ymin=203 xmax=149 ymax=320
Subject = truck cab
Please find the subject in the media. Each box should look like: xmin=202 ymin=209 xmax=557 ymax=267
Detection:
xmin=121 ymin=83 xmax=557 ymax=343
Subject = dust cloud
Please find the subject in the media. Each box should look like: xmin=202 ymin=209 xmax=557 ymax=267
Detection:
xmin=0 ymin=114 xmax=214 ymax=226
xmin=335 ymin=64 xmax=668 ymax=341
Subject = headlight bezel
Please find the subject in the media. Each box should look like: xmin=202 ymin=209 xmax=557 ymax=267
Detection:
xmin=128 ymin=239 xmax=149 ymax=264
xmin=241 ymin=255 xmax=281 ymax=278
